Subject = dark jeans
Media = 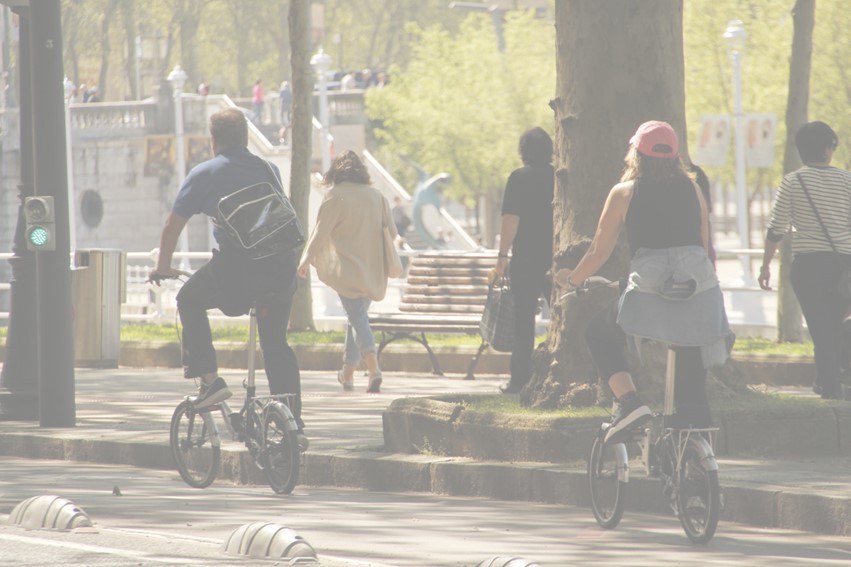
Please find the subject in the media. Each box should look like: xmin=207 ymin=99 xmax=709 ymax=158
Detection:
xmin=790 ymin=252 xmax=851 ymax=398
xmin=506 ymin=262 xmax=551 ymax=389
xmin=586 ymin=300 xmax=711 ymax=427
xmin=176 ymin=248 xmax=304 ymax=430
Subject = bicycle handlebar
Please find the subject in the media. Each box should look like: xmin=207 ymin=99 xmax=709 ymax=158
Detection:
xmin=146 ymin=270 xmax=191 ymax=285
xmin=559 ymin=275 xmax=619 ymax=300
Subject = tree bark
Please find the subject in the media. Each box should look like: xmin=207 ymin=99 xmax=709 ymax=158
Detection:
xmin=287 ymin=0 xmax=315 ymax=330
xmin=777 ymin=0 xmax=814 ymax=343
xmin=528 ymin=0 xmax=687 ymax=408
xmin=177 ymin=0 xmax=204 ymax=89
xmin=97 ymin=0 xmax=121 ymax=98
xmin=122 ymin=0 xmax=137 ymax=99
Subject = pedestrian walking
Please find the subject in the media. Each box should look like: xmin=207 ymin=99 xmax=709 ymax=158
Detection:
xmin=759 ymin=121 xmax=851 ymax=399
xmin=492 ymin=127 xmax=555 ymax=394
xmin=297 ymin=150 xmax=396 ymax=393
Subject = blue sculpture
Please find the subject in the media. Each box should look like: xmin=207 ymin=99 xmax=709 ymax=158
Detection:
xmin=406 ymin=158 xmax=452 ymax=250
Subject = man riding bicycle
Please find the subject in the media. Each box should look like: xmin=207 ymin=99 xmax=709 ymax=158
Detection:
xmin=149 ymin=108 xmax=306 ymax=441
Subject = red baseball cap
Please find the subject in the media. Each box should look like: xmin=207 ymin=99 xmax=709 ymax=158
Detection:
xmin=630 ymin=120 xmax=678 ymax=158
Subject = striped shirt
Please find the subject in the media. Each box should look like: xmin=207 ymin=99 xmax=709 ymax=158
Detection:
xmin=766 ymin=165 xmax=851 ymax=255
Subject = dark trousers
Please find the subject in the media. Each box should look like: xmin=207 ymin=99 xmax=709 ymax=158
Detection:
xmin=790 ymin=252 xmax=851 ymax=398
xmin=586 ymin=300 xmax=711 ymax=427
xmin=507 ymin=263 xmax=551 ymax=389
xmin=176 ymin=249 xmax=304 ymax=430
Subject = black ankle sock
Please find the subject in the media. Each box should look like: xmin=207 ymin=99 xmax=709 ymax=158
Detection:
xmin=618 ymin=391 xmax=640 ymax=404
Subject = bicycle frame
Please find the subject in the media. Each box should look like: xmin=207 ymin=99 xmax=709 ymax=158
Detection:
xmin=612 ymin=348 xmax=719 ymax=479
xmin=183 ymin=308 xmax=298 ymax=449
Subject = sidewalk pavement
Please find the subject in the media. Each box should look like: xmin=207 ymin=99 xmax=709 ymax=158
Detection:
xmin=0 ymin=367 xmax=849 ymax=537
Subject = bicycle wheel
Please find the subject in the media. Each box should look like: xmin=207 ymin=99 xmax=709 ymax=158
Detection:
xmin=170 ymin=400 xmax=220 ymax=488
xmin=588 ymin=434 xmax=625 ymax=529
xmin=676 ymin=437 xmax=720 ymax=544
xmin=260 ymin=402 xmax=300 ymax=494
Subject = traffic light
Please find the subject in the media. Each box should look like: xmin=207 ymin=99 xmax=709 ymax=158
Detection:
xmin=24 ymin=196 xmax=55 ymax=251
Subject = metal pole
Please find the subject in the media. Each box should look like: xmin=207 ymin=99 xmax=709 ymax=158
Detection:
xmin=64 ymin=79 xmax=76 ymax=255
xmin=134 ymin=35 xmax=141 ymax=100
xmin=732 ymin=49 xmax=753 ymax=285
xmin=0 ymin=10 xmax=38 ymax=421
xmin=30 ymin=0 xmax=76 ymax=427
xmin=173 ymin=84 xmax=190 ymax=271
xmin=318 ymin=71 xmax=330 ymax=173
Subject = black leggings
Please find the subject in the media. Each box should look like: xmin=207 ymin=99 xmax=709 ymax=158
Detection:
xmin=586 ymin=300 xmax=711 ymax=427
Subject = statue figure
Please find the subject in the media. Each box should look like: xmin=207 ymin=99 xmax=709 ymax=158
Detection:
xmin=405 ymin=157 xmax=452 ymax=250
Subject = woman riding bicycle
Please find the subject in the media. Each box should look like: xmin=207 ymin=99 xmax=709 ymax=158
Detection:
xmin=556 ymin=120 xmax=733 ymax=444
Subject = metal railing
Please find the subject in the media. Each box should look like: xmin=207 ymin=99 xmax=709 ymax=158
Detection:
xmin=0 ymin=247 xmax=776 ymax=326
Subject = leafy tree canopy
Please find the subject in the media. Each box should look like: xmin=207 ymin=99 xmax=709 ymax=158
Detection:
xmin=366 ymin=11 xmax=556 ymax=204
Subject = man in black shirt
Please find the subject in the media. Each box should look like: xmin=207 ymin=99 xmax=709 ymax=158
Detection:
xmin=493 ymin=127 xmax=555 ymax=394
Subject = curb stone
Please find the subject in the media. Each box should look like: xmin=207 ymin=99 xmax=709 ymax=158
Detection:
xmin=384 ymin=397 xmax=851 ymax=461
xmin=0 ymin=431 xmax=847 ymax=536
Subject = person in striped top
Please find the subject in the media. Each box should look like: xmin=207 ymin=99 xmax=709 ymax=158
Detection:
xmin=759 ymin=121 xmax=851 ymax=399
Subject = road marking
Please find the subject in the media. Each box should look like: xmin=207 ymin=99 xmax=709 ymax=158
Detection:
xmin=0 ymin=532 xmax=193 ymax=564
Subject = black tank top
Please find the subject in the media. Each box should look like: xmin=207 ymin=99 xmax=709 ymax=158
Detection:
xmin=624 ymin=174 xmax=703 ymax=255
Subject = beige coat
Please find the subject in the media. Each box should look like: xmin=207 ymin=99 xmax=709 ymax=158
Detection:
xmin=300 ymin=182 xmax=397 ymax=301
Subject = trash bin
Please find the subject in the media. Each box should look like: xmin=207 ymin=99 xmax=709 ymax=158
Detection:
xmin=72 ymin=249 xmax=126 ymax=368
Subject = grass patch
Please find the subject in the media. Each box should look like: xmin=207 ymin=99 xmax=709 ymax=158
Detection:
xmin=0 ymin=324 xmax=818 ymax=356
xmin=463 ymin=395 xmax=609 ymax=419
xmin=117 ymin=322 xmax=530 ymax=346
xmin=731 ymin=337 xmax=814 ymax=356
xmin=463 ymin=389 xmax=833 ymax=418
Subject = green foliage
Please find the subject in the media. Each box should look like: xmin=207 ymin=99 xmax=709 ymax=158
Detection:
xmin=365 ymin=11 xmax=555 ymax=204
xmin=732 ymin=336 xmax=815 ymax=356
xmin=683 ymin=1 xmax=851 ymax=183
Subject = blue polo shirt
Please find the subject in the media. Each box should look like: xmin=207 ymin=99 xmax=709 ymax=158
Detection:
xmin=172 ymin=146 xmax=282 ymax=249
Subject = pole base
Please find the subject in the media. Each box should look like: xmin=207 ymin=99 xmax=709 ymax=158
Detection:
xmin=0 ymin=388 xmax=38 ymax=421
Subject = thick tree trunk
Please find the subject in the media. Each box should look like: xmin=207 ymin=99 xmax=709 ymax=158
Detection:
xmin=527 ymin=0 xmax=687 ymax=408
xmin=287 ymin=0 xmax=315 ymax=330
xmin=777 ymin=0 xmax=815 ymax=343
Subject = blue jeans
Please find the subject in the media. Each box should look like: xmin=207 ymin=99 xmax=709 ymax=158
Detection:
xmin=338 ymin=295 xmax=375 ymax=366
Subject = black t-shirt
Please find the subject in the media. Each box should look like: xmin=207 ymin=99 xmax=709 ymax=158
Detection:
xmin=624 ymin=174 xmax=702 ymax=254
xmin=501 ymin=164 xmax=554 ymax=271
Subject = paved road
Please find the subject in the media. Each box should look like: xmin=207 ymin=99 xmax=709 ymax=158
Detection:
xmin=1 ymin=458 xmax=850 ymax=567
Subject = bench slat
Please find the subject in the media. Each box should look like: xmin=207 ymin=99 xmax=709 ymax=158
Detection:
xmin=400 ymin=304 xmax=484 ymax=314
xmin=407 ymin=275 xmax=490 ymax=286
xmin=401 ymin=295 xmax=487 ymax=306
xmin=404 ymin=285 xmax=484 ymax=295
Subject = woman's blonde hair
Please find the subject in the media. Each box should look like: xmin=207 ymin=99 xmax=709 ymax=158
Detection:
xmin=323 ymin=150 xmax=372 ymax=186
xmin=620 ymin=145 xmax=693 ymax=183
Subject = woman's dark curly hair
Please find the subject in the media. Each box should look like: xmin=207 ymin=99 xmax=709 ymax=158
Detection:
xmin=322 ymin=150 xmax=372 ymax=186
xmin=519 ymin=127 xmax=553 ymax=166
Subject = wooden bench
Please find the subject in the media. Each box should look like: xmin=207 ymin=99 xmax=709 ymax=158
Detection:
xmin=369 ymin=252 xmax=498 ymax=379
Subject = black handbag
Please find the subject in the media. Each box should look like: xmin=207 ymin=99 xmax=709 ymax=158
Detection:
xmin=480 ymin=277 xmax=516 ymax=352
xmin=796 ymin=173 xmax=851 ymax=300
xmin=214 ymin=161 xmax=304 ymax=260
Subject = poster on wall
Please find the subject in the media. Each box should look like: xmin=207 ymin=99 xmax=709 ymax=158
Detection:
xmin=693 ymin=115 xmax=731 ymax=167
xmin=746 ymin=112 xmax=777 ymax=169
xmin=144 ymin=135 xmax=175 ymax=177
xmin=186 ymin=135 xmax=212 ymax=173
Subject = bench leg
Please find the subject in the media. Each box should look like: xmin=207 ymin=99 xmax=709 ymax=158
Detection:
xmin=376 ymin=331 xmax=393 ymax=360
xmin=465 ymin=339 xmax=489 ymax=380
xmin=375 ymin=331 xmax=443 ymax=376
xmin=417 ymin=332 xmax=443 ymax=376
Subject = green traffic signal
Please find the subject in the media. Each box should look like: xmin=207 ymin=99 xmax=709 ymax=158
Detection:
xmin=27 ymin=226 xmax=51 ymax=248
xmin=24 ymin=196 xmax=56 ymax=251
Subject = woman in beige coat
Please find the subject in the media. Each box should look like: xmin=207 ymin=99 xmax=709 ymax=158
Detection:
xmin=297 ymin=150 xmax=397 ymax=392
